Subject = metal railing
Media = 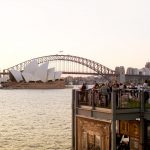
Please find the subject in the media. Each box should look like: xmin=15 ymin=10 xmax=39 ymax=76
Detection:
xmin=77 ymin=89 xmax=111 ymax=108
xmin=116 ymin=89 xmax=141 ymax=109
xmin=75 ymin=89 xmax=150 ymax=110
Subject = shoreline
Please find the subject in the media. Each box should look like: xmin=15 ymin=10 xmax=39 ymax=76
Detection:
xmin=1 ymin=80 xmax=65 ymax=89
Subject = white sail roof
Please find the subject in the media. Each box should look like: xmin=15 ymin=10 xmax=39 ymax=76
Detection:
xmin=34 ymin=62 xmax=49 ymax=82
xmin=47 ymin=68 xmax=55 ymax=81
xmin=22 ymin=72 xmax=34 ymax=83
xmin=54 ymin=71 xmax=62 ymax=80
xmin=22 ymin=60 xmax=39 ymax=82
xmin=23 ymin=60 xmax=39 ymax=74
xmin=7 ymin=60 xmax=62 ymax=83
xmin=10 ymin=69 xmax=23 ymax=82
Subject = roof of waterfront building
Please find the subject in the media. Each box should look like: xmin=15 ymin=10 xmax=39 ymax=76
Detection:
xmin=1 ymin=60 xmax=62 ymax=83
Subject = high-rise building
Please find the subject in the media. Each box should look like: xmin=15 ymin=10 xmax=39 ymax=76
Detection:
xmin=145 ymin=62 xmax=150 ymax=69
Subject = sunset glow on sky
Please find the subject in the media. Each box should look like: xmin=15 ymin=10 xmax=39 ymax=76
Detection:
xmin=0 ymin=0 xmax=150 ymax=71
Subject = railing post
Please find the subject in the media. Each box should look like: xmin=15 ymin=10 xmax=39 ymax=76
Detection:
xmin=140 ymin=91 xmax=145 ymax=113
xmin=72 ymin=89 xmax=80 ymax=150
xmin=72 ymin=89 xmax=75 ymax=150
xmin=111 ymin=89 xmax=117 ymax=150
xmin=140 ymin=91 xmax=145 ymax=150
xmin=92 ymin=90 xmax=95 ymax=110
xmin=76 ymin=90 xmax=79 ymax=108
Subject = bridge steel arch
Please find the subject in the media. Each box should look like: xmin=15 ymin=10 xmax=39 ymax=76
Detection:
xmin=4 ymin=55 xmax=116 ymax=76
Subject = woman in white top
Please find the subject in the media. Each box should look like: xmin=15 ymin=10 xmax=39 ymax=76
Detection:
xmin=143 ymin=80 xmax=148 ymax=88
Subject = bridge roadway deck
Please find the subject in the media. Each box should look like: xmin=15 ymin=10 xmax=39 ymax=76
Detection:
xmin=0 ymin=71 xmax=150 ymax=79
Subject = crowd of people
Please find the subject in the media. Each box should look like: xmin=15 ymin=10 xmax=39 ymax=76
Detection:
xmin=80 ymin=81 xmax=125 ymax=93
xmin=80 ymin=80 xmax=150 ymax=91
xmin=80 ymin=80 xmax=150 ymax=105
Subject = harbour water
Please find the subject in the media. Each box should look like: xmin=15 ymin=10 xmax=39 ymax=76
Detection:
xmin=0 ymin=89 xmax=72 ymax=150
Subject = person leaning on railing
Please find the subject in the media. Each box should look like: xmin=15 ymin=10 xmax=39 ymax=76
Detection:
xmin=92 ymin=82 xmax=100 ymax=93
xmin=80 ymin=83 xmax=87 ymax=91
xmin=100 ymin=83 xmax=109 ymax=107
xmin=143 ymin=80 xmax=149 ymax=103
xmin=80 ymin=83 xmax=88 ymax=102
xmin=91 ymin=82 xmax=100 ymax=107
xmin=112 ymin=82 xmax=120 ymax=108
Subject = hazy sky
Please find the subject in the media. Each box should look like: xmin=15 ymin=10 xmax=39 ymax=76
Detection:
xmin=0 ymin=0 xmax=150 ymax=71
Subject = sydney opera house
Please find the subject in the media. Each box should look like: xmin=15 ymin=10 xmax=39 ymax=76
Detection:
xmin=0 ymin=60 xmax=64 ymax=89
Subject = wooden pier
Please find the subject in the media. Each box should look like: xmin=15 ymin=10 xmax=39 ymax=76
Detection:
xmin=72 ymin=89 xmax=150 ymax=150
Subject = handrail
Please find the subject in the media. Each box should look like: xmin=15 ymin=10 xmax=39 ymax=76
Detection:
xmin=74 ymin=88 xmax=150 ymax=110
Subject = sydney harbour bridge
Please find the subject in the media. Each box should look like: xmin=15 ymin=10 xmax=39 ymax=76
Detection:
xmin=1 ymin=54 xmax=150 ymax=82
xmin=2 ymin=55 xmax=116 ymax=76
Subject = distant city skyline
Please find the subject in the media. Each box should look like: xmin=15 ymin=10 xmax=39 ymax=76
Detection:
xmin=0 ymin=0 xmax=150 ymax=70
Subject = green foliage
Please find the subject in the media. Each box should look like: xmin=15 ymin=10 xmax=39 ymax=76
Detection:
xmin=145 ymin=103 xmax=150 ymax=108
xmin=128 ymin=99 xmax=140 ymax=108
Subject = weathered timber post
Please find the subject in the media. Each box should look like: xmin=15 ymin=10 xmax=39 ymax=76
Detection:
xmin=111 ymin=89 xmax=117 ymax=150
xmin=72 ymin=89 xmax=75 ymax=150
xmin=140 ymin=91 xmax=145 ymax=150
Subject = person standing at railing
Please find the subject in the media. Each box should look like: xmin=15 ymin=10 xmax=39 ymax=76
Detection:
xmin=100 ymin=83 xmax=109 ymax=107
xmin=92 ymin=82 xmax=100 ymax=106
xmin=112 ymin=82 xmax=120 ymax=108
xmin=107 ymin=83 xmax=112 ymax=102
xmin=143 ymin=80 xmax=148 ymax=88
xmin=80 ymin=83 xmax=87 ymax=91
xmin=92 ymin=82 xmax=100 ymax=91
xmin=143 ymin=80 xmax=149 ymax=103
xmin=119 ymin=83 xmax=124 ymax=90
xmin=80 ymin=83 xmax=88 ymax=103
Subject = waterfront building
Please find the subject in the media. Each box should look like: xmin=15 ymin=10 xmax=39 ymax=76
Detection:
xmin=126 ymin=66 xmax=150 ymax=76
xmin=132 ymin=68 xmax=140 ymax=75
xmin=1 ymin=60 xmax=62 ymax=83
xmin=72 ymin=88 xmax=150 ymax=150
xmin=145 ymin=62 xmax=150 ymax=69
xmin=126 ymin=67 xmax=132 ymax=75
xmin=126 ymin=67 xmax=139 ymax=75
xmin=140 ymin=68 xmax=150 ymax=76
